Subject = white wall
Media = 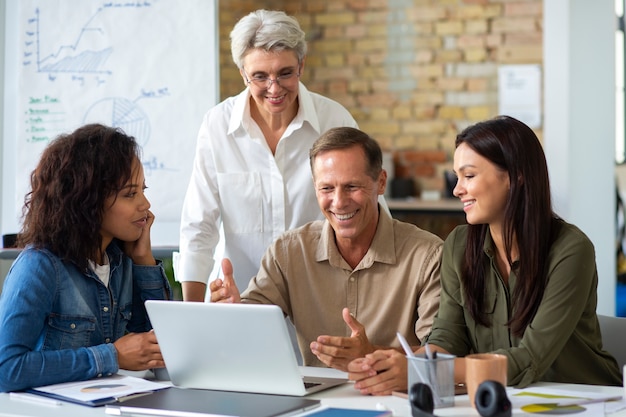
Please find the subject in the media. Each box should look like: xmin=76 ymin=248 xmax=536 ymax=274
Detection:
xmin=544 ymin=0 xmax=617 ymax=315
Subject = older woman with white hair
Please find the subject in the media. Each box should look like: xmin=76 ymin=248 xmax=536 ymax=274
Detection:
xmin=178 ymin=10 xmax=358 ymax=301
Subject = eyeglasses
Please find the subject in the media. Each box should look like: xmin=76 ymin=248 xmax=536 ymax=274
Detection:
xmin=243 ymin=68 xmax=300 ymax=89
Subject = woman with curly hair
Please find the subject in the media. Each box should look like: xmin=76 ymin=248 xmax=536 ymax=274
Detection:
xmin=0 ymin=124 xmax=171 ymax=392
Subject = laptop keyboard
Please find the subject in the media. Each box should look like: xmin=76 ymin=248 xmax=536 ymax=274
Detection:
xmin=304 ymin=381 xmax=322 ymax=389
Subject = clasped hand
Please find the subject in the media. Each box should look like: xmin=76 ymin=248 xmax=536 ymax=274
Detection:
xmin=347 ymin=349 xmax=408 ymax=396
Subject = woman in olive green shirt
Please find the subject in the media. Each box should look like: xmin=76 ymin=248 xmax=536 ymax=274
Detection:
xmin=347 ymin=115 xmax=621 ymax=396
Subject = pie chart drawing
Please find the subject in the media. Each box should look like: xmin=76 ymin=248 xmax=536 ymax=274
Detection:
xmin=84 ymin=97 xmax=151 ymax=146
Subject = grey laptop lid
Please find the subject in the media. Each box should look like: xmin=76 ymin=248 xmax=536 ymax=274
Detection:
xmin=145 ymin=300 xmax=347 ymax=396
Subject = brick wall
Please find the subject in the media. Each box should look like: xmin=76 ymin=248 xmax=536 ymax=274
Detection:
xmin=218 ymin=0 xmax=543 ymax=196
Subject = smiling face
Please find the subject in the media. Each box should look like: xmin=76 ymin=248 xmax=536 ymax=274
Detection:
xmin=312 ymin=145 xmax=386 ymax=251
xmin=453 ymin=143 xmax=510 ymax=229
xmin=100 ymin=158 xmax=151 ymax=250
xmin=241 ymin=48 xmax=301 ymax=117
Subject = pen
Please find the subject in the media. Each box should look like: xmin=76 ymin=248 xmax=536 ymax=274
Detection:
xmin=423 ymin=343 xmax=440 ymax=405
xmin=396 ymin=331 xmax=416 ymax=359
xmin=424 ymin=343 xmax=434 ymax=360
xmin=396 ymin=332 xmax=431 ymax=388
xmin=9 ymin=392 xmax=62 ymax=407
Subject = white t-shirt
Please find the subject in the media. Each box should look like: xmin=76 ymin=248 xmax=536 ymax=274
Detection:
xmin=89 ymin=253 xmax=110 ymax=287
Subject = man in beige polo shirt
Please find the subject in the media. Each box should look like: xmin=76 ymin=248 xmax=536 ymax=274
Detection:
xmin=210 ymin=126 xmax=442 ymax=375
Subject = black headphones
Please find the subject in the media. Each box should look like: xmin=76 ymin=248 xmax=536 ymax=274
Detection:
xmin=410 ymin=380 xmax=511 ymax=417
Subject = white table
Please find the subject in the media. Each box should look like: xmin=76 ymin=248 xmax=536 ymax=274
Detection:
xmin=1 ymin=375 xmax=624 ymax=417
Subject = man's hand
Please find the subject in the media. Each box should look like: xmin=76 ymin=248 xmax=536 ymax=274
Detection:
xmin=209 ymin=258 xmax=241 ymax=303
xmin=309 ymin=308 xmax=375 ymax=371
xmin=114 ymin=330 xmax=164 ymax=371
xmin=347 ymin=349 xmax=408 ymax=396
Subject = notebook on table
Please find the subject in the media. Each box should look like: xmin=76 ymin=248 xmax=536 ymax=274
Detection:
xmin=104 ymin=387 xmax=320 ymax=417
xmin=144 ymin=300 xmax=348 ymax=396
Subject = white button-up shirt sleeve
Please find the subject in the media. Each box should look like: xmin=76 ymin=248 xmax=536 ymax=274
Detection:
xmin=178 ymin=83 xmax=358 ymax=289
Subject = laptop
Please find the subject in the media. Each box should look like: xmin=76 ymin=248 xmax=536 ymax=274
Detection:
xmin=144 ymin=300 xmax=348 ymax=396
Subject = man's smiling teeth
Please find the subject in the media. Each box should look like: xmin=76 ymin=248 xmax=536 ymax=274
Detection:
xmin=335 ymin=211 xmax=356 ymax=220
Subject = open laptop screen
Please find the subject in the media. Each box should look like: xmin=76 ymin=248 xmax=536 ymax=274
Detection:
xmin=145 ymin=300 xmax=346 ymax=396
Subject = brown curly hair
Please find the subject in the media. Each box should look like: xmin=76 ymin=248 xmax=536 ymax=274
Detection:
xmin=18 ymin=124 xmax=141 ymax=272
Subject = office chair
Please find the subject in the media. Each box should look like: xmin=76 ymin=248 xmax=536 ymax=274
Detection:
xmin=597 ymin=314 xmax=626 ymax=369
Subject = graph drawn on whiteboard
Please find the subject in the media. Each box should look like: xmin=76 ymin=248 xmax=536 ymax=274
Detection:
xmin=20 ymin=2 xmax=161 ymax=144
xmin=22 ymin=5 xmax=134 ymax=79
xmin=9 ymin=0 xmax=218 ymax=245
xmin=35 ymin=8 xmax=114 ymax=77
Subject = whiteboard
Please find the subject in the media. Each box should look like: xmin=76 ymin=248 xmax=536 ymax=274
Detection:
xmin=1 ymin=0 xmax=218 ymax=246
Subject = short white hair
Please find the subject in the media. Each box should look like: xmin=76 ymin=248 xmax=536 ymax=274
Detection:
xmin=230 ymin=9 xmax=307 ymax=69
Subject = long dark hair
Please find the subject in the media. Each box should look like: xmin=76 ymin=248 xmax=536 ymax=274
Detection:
xmin=18 ymin=124 xmax=141 ymax=272
xmin=457 ymin=115 xmax=561 ymax=337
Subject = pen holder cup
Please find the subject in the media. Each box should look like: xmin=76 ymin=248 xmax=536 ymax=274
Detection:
xmin=407 ymin=353 xmax=455 ymax=408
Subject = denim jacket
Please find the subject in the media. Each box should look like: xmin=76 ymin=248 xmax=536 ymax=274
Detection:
xmin=0 ymin=243 xmax=172 ymax=392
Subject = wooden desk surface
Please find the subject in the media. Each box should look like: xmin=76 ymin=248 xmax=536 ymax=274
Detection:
xmin=387 ymin=198 xmax=464 ymax=212
xmin=387 ymin=198 xmax=465 ymax=239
